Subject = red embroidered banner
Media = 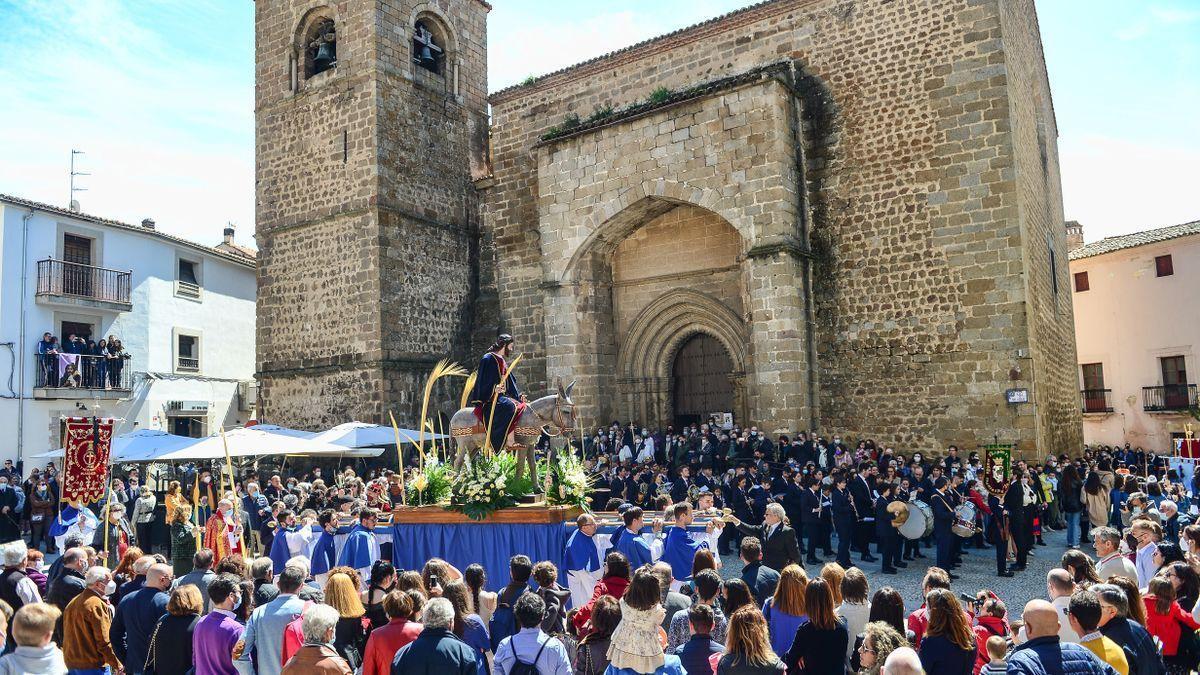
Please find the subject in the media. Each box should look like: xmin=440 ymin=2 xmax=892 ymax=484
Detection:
xmin=62 ymin=417 xmax=113 ymax=504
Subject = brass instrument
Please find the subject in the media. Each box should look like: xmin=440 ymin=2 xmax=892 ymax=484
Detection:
xmin=886 ymin=500 xmax=910 ymax=527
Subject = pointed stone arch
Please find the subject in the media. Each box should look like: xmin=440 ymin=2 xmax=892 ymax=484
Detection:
xmin=617 ymin=289 xmax=749 ymax=424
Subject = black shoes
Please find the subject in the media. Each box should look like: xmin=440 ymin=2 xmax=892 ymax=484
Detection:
xmin=882 ymin=568 xmax=898 ymax=574
xmin=998 ymin=570 xmax=1014 ymax=577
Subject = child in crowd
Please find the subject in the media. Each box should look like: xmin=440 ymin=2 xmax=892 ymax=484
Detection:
xmin=979 ymin=635 xmax=1008 ymax=675
xmin=0 ymin=602 xmax=68 ymax=675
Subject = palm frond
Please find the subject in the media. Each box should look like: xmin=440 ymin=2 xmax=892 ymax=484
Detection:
xmin=418 ymin=359 xmax=468 ymax=457
xmin=461 ymin=370 xmax=478 ymax=409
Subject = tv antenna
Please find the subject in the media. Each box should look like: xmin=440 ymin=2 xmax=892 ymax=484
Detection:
xmin=69 ymin=149 xmax=89 ymax=212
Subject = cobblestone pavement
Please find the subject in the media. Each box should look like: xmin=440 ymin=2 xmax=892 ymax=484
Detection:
xmin=719 ymin=522 xmax=1074 ymax=612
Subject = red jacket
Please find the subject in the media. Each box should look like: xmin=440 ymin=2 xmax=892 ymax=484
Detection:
xmin=1143 ymin=595 xmax=1200 ymax=655
xmin=362 ymin=618 xmax=424 ymax=675
xmin=571 ymin=575 xmax=630 ymax=634
xmin=972 ymin=615 xmax=1009 ymax=674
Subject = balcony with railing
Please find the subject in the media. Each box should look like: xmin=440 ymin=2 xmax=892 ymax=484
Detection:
xmin=1143 ymin=384 xmax=1198 ymax=412
xmin=35 ymin=259 xmax=132 ymax=311
xmin=1080 ymin=388 xmax=1114 ymax=414
xmin=32 ymin=352 xmax=131 ymax=399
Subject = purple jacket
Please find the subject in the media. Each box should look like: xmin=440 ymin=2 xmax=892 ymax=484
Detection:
xmin=194 ymin=610 xmax=245 ymax=675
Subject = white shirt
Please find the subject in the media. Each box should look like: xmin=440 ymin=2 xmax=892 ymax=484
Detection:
xmin=1051 ymin=594 xmax=1080 ymax=642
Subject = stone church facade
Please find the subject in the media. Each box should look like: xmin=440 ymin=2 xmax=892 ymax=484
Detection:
xmin=255 ymin=0 xmax=1083 ymax=456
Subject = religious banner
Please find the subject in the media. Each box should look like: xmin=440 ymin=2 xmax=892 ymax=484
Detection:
xmin=61 ymin=417 xmax=114 ymax=504
xmin=982 ymin=444 xmax=1012 ymax=494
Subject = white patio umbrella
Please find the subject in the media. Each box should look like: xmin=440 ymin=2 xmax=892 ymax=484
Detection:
xmin=309 ymin=421 xmax=450 ymax=458
xmin=30 ymin=429 xmax=199 ymax=462
xmin=246 ymin=423 xmax=317 ymax=439
xmin=150 ymin=426 xmax=358 ymax=461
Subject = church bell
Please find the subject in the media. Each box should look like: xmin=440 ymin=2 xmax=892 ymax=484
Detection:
xmin=313 ymin=39 xmax=336 ymax=71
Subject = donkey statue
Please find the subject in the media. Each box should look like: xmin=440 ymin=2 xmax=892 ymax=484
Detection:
xmin=450 ymin=379 xmax=576 ymax=486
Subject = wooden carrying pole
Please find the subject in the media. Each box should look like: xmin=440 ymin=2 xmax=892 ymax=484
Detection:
xmin=97 ymin=416 xmax=112 ymax=563
xmin=389 ymin=412 xmax=408 ymax=506
xmin=219 ymin=427 xmax=246 ymax=554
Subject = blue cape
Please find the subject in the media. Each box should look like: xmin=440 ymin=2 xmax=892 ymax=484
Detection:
xmin=310 ymin=529 xmax=338 ymax=576
xmin=337 ymin=523 xmax=376 ymax=569
xmin=49 ymin=505 xmax=83 ymax=538
xmin=612 ymin=527 xmax=653 ymax=570
xmin=268 ymin=525 xmax=299 ymax=574
xmin=564 ymin=528 xmax=600 ymax=572
xmin=661 ymin=526 xmax=706 ymax=582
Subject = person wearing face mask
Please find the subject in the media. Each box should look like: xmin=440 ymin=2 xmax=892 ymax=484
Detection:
xmin=204 ymin=498 xmax=246 ymax=566
xmin=194 ymin=574 xmax=247 ymax=675
xmin=91 ymin=502 xmax=133 ymax=569
xmin=62 ymin=565 xmax=121 ymax=674
xmin=27 ymin=479 xmax=54 ymax=553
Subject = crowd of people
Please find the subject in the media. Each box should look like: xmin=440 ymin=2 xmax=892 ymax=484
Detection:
xmin=36 ymin=331 xmax=129 ymax=389
xmin=0 ymin=420 xmax=1195 ymax=675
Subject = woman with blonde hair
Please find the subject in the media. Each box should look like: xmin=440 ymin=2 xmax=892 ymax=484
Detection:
xmin=857 ymin=621 xmax=907 ymax=675
xmin=762 ymin=565 xmax=808 ymax=657
xmin=716 ymin=608 xmax=785 ymax=675
xmin=273 ymin=571 xmax=360 ymax=669
xmin=821 ymin=562 xmax=846 ymax=606
xmin=784 ymin=577 xmax=848 ymax=674
xmin=916 ymin=589 xmax=975 ymax=675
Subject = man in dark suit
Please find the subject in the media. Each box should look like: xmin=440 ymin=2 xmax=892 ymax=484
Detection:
xmin=874 ymin=482 xmax=904 ymax=574
xmin=929 ymin=477 xmax=959 ymax=580
xmin=832 ymin=472 xmax=856 ymax=569
xmin=738 ymin=537 xmax=781 ymax=606
xmin=799 ymin=476 xmax=823 ymax=564
xmin=1004 ymin=469 xmax=1034 ymax=571
xmin=849 ymin=462 xmax=878 ymax=563
xmin=729 ymin=503 xmax=802 ymax=572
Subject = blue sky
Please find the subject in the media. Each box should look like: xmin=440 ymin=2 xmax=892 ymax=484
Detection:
xmin=0 ymin=0 xmax=1196 ymax=248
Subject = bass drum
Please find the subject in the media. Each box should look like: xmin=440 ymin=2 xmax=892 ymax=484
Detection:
xmin=952 ymin=502 xmax=978 ymax=537
xmin=898 ymin=500 xmax=934 ymax=540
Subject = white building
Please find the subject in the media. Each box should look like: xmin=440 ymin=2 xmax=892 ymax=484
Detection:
xmin=0 ymin=194 xmax=257 ymax=464
xmin=1069 ymin=219 xmax=1200 ymax=452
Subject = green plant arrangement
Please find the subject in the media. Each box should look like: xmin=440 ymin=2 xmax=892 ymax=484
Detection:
xmin=447 ymin=452 xmax=519 ymax=520
xmin=647 ymin=86 xmax=671 ymax=105
xmin=406 ymin=456 xmax=453 ymax=506
xmin=546 ymin=451 xmax=593 ymax=508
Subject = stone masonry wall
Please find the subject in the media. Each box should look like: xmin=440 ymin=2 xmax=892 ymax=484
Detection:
xmin=612 ymin=205 xmax=743 ymax=339
xmin=529 ymin=75 xmax=811 ymax=431
xmin=484 ymin=0 xmax=1081 ymax=455
xmin=996 ymin=0 xmax=1083 ymax=454
xmin=256 ymin=0 xmax=489 ymax=429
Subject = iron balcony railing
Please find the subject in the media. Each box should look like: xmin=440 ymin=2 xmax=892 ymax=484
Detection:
xmin=1080 ymin=388 xmax=1114 ymax=413
xmin=33 ymin=352 xmax=132 ymax=391
xmin=36 ymin=259 xmax=132 ymax=305
xmin=177 ymin=356 xmax=200 ymax=373
xmin=1143 ymin=384 xmax=1198 ymax=412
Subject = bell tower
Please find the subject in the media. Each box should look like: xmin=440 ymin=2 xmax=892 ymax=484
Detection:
xmin=254 ymin=0 xmax=491 ymax=428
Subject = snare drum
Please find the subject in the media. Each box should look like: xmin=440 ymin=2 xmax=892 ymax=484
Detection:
xmin=952 ymin=502 xmax=978 ymax=537
xmin=898 ymin=500 xmax=934 ymax=540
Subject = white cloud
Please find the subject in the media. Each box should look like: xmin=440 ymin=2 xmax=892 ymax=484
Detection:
xmin=1059 ymin=133 xmax=1199 ymax=242
xmin=1150 ymin=5 xmax=1200 ymax=24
